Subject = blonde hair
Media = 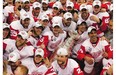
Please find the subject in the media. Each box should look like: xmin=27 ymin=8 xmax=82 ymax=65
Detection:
xmin=17 ymin=65 xmax=28 ymax=75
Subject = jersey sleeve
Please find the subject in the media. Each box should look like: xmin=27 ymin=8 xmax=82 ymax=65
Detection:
xmin=77 ymin=45 xmax=86 ymax=60
xmin=70 ymin=59 xmax=84 ymax=75
xmin=102 ymin=40 xmax=113 ymax=58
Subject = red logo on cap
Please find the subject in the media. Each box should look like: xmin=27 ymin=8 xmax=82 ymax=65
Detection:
xmin=95 ymin=2 xmax=99 ymax=4
xmin=21 ymin=32 xmax=25 ymax=35
xmin=24 ymin=14 xmax=27 ymax=16
xmin=10 ymin=54 xmax=14 ymax=58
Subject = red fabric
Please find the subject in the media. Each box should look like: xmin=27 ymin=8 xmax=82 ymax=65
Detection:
xmin=100 ymin=16 xmax=110 ymax=32
xmin=104 ymin=45 xmax=113 ymax=58
xmin=10 ymin=26 xmax=19 ymax=40
xmin=3 ymin=42 xmax=7 ymax=50
xmin=36 ymin=36 xmax=49 ymax=57
xmin=48 ymin=2 xmax=56 ymax=8
xmin=77 ymin=45 xmax=86 ymax=60
xmin=73 ymin=67 xmax=84 ymax=75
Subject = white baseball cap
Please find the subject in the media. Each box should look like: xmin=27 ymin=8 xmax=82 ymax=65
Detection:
xmin=79 ymin=4 xmax=88 ymax=11
xmin=8 ymin=51 xmax=20 ymax=62
xmin=41 ymin=14 xmax=49 ymax=21
xmin=33 ymin=2 xmax=41 ymax=9
xmin=66 ymin=1 xmax=74 ymax=8
xmin=23 ymin=0 xmax=30 ymax=3
xmin=63 ymin=12 xmax=72 ymax=20
xmin=53 ymin=3 xmax=60 ymax=9
xmin=42 ymin=0 xmax=49 ymax=4
xmin=3 ymin=23 xmax=10 ymax=29
xmin=87 ymin=26 xmax=96 ymax=33
xmin=18 ymin=31 xmax=29 ymax=39
xmin=15 ymin=0 xmax=22 ymax=2
xmin=20 ymin=13 xmax=30 ymax=20
xmin=93 ymin=0 xmax=101 ymax=7
xmin=35 ymin=48 xmax=44 ymax=57
xmin=52 ymin=22 xmax=61 ymax=28
xmin=57 ymin=48 xmax=68 ymax=55
xmin=34 ymin=22 xmax=43 ymax=28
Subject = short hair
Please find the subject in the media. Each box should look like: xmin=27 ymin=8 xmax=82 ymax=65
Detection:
xmin=18 ymin=65 xmax=28 ymax=75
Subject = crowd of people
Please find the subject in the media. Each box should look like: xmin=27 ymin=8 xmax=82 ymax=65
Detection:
xmin=3 ymin=0 xmax=113 ymax=75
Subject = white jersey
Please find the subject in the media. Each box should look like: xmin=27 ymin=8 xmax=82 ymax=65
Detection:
xmin=61 ymin=21 xmax=77 ymax=33
xmin=47 ymin=31 xmax=67 ymax=51
xmin=42 ymin=26 xmax=51 ymax=35
xmin=78 ymin=38 xmax=112 ymax=62
xmin=27 ymin=35 xmax=42 ymax=48
xmin=3 ymin=5 xmax=14 ymax=17
xmin=20 ymin=7 xmax=33 ymax=17
xmin=52 ymin=58 xmax=83 ymax=75
xmin=73 ymin=31 xmax=89 ymax=55
xmin=21 ymin=58 xmax=56 ymax=75
xmin=21 ymin=58 xmax=48 ymax=75
xmin=3 ymin=39 xmax=34 ymax=59
xmin=77 ymin=13 xmax=97 ymax=27
xmin=40 ymin=8 xmax=53 ymax=17
xmin=10 ymin=20 xmax=34 ymax=39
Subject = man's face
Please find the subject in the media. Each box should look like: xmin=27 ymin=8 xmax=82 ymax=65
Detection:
xmin=93 ymin=5 xmax=101 ymax=14
xmin=88 ymin=30 xmax=97 ymax=40
xmin=42 ymin=19 xmax=49 ymax=27
xmin=15 ymin=1 xmax=23 ymax=10
xmin=52 ymin=7 xmax=59 ymax=15
xmin=64 ymin=18 xmax=72 ymax=27
xmin=34 ymin=27 xmax=43 ymax=36
xmin=16 ymin=35 xmax=26 ymax=47
xmin=81 ymin=9 xmax=89 ymax=20
xmin=52 ymin=26 xmax=61 ymax=34
xmin=22 ymin=18 xmax=30 ymax=28
xmin=33 ymin=7 xmax=41 ymax=16
xmin=42 ymin=3 xmax=48 ymax=11
xmin=67 ymin=6 xmax=73 ymax=12
xmin=56 ymin=55 xmax=67 ymax=66
xmin=34 ymin=55 xmax=43 ymax=63
xmin=23 ymin=1 xmax=30 ymax=11
xmin=3 ymin=28 xmax=10 ymax=39
xmin=78 ymin=24 xmax=87 ymax=32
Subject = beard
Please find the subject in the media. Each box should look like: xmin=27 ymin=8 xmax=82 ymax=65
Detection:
xmin=57 ymin=60 xmax=65 ymax=66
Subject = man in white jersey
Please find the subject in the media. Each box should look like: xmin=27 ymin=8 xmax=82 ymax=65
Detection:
xmin=10 ymin=12 xmax=34 ymax=39
xmin=3 ymin=31 xmax=34 ymax=59
xmin=47 ymin=22 xmax=66 ymax=52
xmin=31 ymin=2 xmax=42 ymax=22
xmin=27 ymin=22 xmax=44 ymax=48
xmin=52 ymin=48 xmax=84 ymax=75
xmin=77 ymin=26 xmax=113 ymax=75
xmin=92 ymin=0 xmax=110 ymax=32
xmin=62 ymin=12 xmax=77 ymax=34
xmin=21 ymin=48 xmax=57 ymax=75
xmin=40 ymin=14 xmax=51 ymax=34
